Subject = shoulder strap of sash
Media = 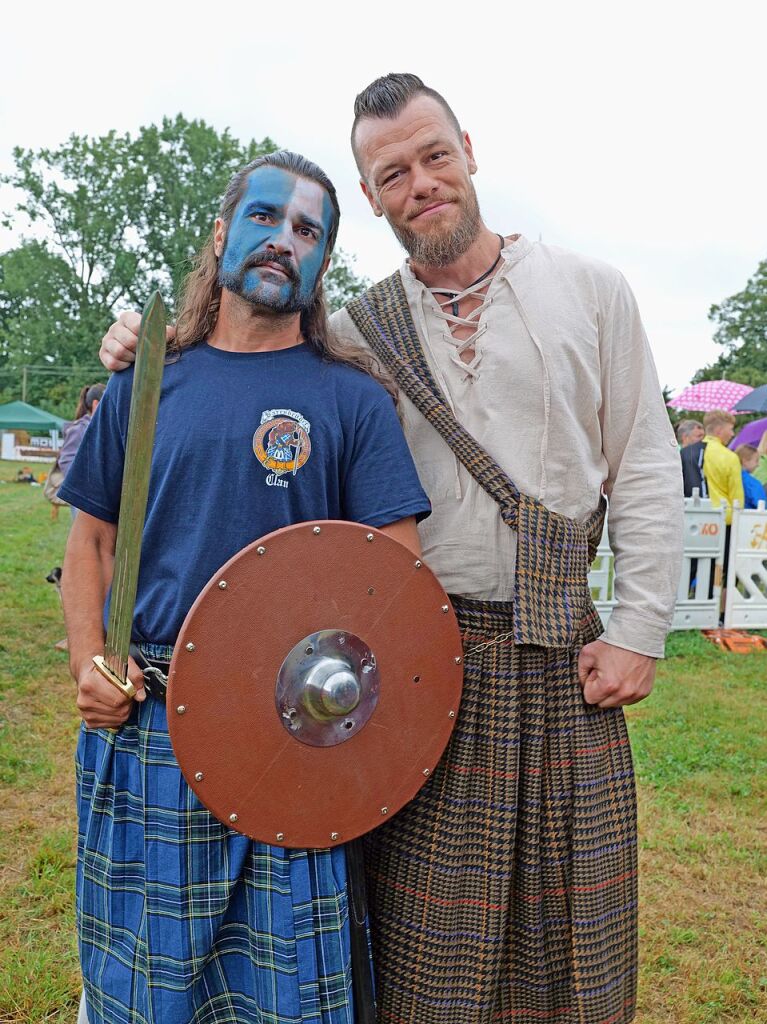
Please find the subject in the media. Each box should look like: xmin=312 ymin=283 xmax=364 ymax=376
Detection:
xmin=346 ymin=272 xmax=520 ymax=529
xmin=347 ymin=272 xmax=608 ymax=649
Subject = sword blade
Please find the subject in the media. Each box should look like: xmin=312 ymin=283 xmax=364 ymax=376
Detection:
xmin=101 ymin=291 xmax=167 ymax=689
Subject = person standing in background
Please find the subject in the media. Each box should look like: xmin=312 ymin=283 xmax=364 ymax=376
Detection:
xmin=735 ymin=444 xmax=767 ymax=509
xmin=676 ymin=418 xmax=704 ymax=447
xmin=752 ymin=430 xmax=767 ymax=488
xmin=58 ymin=383 xmax=106 ymax=509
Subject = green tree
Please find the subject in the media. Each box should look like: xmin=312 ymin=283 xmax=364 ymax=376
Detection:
xmin=693 ymin=258 xmax=767 ymax=385
xmin=324 ymin=249 xmax=371 ymax=311
xmin=132 ymin=116 xmax=276 ymax=297
xmin=0 ymin=117 xmax=370 ymax=414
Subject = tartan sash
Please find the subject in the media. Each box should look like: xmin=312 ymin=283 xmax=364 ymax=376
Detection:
xmin=346 ymin=272 xmax=606 ymax=649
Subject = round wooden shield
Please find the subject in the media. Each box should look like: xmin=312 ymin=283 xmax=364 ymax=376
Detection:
xmin=167 ymin=520 xmax=463 ymax=849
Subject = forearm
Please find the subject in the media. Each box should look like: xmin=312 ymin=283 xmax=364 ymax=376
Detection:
xmin=599 ymin=276 xmax=684 ymax=656
xmin=61 ymin=514 xmax=116 ymax=681
xmin=378 ymin=516 xmax=422 ymax=556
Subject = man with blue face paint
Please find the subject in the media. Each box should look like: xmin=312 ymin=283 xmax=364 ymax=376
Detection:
xmin=217 ymin=164 xmax=334 ymax=316
xmin=61 ymin=150 xmax=430 ymax=1024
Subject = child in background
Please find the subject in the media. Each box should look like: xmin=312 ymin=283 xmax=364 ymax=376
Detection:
xmin=753 ymin=431 xmax=767 ymax=488
xmin=736 ymin=444 xmax=767 ymax=509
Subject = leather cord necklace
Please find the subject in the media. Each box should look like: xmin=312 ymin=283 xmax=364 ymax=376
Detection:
xmin=433 ymin=234 xmax=506 ymax=317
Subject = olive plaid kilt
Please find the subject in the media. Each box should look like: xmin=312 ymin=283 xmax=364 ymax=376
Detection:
xmin=75 ymin=697 xmax=354 ymax=1024
xmin=363 ymin=598 xmax=638 ymax=1024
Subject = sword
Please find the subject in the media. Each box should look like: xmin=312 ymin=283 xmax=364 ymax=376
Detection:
xmin=93 ymin=291 xmax=167 ymax=698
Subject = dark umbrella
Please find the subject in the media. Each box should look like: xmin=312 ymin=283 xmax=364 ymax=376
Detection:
xmin=733 ymin=384 xmax=767 ymax=414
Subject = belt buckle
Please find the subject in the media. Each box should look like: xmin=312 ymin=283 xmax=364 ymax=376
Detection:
xmin=142 ymin=663 xmax=168 ymax=702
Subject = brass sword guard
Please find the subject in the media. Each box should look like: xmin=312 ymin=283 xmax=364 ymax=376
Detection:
xmin=93 ymin=655 xmax=137 ymax=699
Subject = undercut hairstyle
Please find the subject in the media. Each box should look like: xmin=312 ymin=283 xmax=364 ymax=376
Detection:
xmin=351 ymin=73 xmax=462 ymax=175
xmin=172 ymin=150 xmax=395 ymax=398
xmin=703 ymin=409 xmax=736 ymax=432
xmin=676 ymin=418 xmax=703 ymax=443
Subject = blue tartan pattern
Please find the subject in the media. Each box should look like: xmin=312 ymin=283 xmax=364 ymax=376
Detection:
xmin=75 ymin=697 xmax=354 ymax=1024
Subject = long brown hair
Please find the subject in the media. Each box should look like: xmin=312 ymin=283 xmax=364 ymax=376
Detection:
xmin=172 ymin=150 xmax=395 ymax=399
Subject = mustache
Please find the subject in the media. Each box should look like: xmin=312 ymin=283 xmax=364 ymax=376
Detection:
xmin=242 ymin=252 xmax=298 ymax=283
xmin=406 ymin=194 xmax=458 ymax=221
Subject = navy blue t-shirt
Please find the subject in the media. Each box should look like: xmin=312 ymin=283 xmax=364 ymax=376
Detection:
xmin=60 ymin=342 xmax=430 ymax=644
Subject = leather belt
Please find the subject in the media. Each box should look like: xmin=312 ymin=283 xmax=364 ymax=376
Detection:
xmin=129 ymin=643 xmax=171 ymax=703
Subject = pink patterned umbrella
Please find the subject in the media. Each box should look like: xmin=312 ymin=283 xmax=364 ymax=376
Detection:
xmin=667 ymin=379 xmax=754 ymax=412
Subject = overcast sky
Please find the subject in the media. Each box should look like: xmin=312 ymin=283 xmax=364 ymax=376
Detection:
xmin=1 ymin=0 xmax=765 ymax=392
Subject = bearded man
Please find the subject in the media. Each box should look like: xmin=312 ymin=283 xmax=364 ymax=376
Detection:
xmin=64 ymin=149 xmax=430 ymax=1024
xmin=100 ymin=77 xmax=684 ymax=1024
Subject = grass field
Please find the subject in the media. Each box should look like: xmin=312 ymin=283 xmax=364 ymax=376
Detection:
xmin=0 ymin=458 xmax=766 ymax=1022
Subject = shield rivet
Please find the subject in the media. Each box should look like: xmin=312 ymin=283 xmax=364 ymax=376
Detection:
xmin=330 ymin=832 xmax=339 ymax=841
xmin=442 ymin=604 xmax=449 ymax=613
xmin=276 ymin=832 xmax=285 ymax=841
xmin=414 ymin=560 xmax=422 ymax=568
xmin=448 ymin=710 xmax=455 ymax=718
xmin=423 ymin=768 xmax=430 ymax=776
xmin=367 ymin=587 xmax=375 ymax=595
xmin=229 ymin=813 xmax=238 ymax=824
xmin=313 ymin=526 xmax=321 ymax=535
xmin=305 ymin=645 xmax=314 ymax=655
xmin=218 ymin=580 xmax=227 ymax=590
xmin=176 ymin=705 xmax=186 ymax=715
xmin=194 ymin=771 xmax=204 ymax=781
xmin=381 ymin=806 xmax=388 ymax=815
xmin=366 ymin=533 xmax=374 ymax=542
xmin=257 ymin=546 xmax=266 ymax=556
xmin=455 ymin=656 xmax=462 ymax=665
xmin=186 ymin=642 xmax=196 ymax=652
xmin=413 ymin=675 xmax=420 ymax=683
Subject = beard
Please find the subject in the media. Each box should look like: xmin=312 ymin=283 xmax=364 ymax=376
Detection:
xmin=389 ymin=183 xmax=483 ymax=268
xmin=218 ymin=251 xmax=313 ymax=315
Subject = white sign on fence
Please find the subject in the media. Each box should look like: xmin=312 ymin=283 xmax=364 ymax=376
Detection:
xmin=672 ymin=496 xmax=725 ymax=630
xmin=588 ymin=494 xmax=727 ymax=632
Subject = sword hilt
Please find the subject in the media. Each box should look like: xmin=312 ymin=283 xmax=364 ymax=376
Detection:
xmin=93 ymin=655 xmax=137 ymax=699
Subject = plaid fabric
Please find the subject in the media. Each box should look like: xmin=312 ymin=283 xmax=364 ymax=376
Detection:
xmin=346 ymin=275 xmax=607 ymax=649
xmin=75 ymin=697 xmax=354 ymax=1024
xmin=364 ymin=598 xmax=638 ymax=1024
xmin=347 ymin=276 xmax=637 ymax=1021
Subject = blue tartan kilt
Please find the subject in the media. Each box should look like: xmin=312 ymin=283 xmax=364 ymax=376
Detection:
xmin=75 ymin=696 xmax=354 ymax=1024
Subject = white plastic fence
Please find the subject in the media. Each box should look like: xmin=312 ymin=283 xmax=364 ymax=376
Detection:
xmin=589 ymin=497 xmax=767 ymax=630
xmin=724 ymin=502 xmax=767 ymax=628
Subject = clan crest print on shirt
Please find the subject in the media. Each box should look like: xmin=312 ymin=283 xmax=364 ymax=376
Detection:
xmin=253 ymin=408 xmax=312 ymax=488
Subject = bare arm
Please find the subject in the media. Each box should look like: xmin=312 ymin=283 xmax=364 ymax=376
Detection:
xmin=62 ymin=511 xmax=144 ymax=728
xmin=100 ymin=310 xmax=175 ymax=372
xmin=377 ymin=516 xmax=421 ymax=557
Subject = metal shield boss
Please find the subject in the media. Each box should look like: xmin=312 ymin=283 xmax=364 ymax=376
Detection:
xmin=168 ymin=521 xmax=464 ymax=849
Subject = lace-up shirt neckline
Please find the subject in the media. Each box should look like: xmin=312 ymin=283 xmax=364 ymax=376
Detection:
xmin=422 ymin=234 xmax=517 ymax=380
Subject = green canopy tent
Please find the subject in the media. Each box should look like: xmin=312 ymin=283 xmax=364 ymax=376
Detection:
xmin=0 ymin=400 xmax=67 ymax=433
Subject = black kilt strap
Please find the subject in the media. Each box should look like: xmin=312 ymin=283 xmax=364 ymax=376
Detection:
xmin=346 ymin=275 xmax=606 ymax=649
xmin=129 ymin=642 xmax=170 ymax=702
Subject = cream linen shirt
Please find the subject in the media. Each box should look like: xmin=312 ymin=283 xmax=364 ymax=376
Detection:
xmin=330 ymin=236 xmax=684 ymax=658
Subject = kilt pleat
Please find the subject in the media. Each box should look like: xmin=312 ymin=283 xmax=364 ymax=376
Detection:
xmin=363 ymin=598 xmax=638 ymax=1024
xmin=75 ymin=698 xmax=354 ymax=1024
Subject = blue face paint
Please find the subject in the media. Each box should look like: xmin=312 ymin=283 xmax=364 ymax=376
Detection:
xmin=219 ymin=166 xmax=333 ymax=314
